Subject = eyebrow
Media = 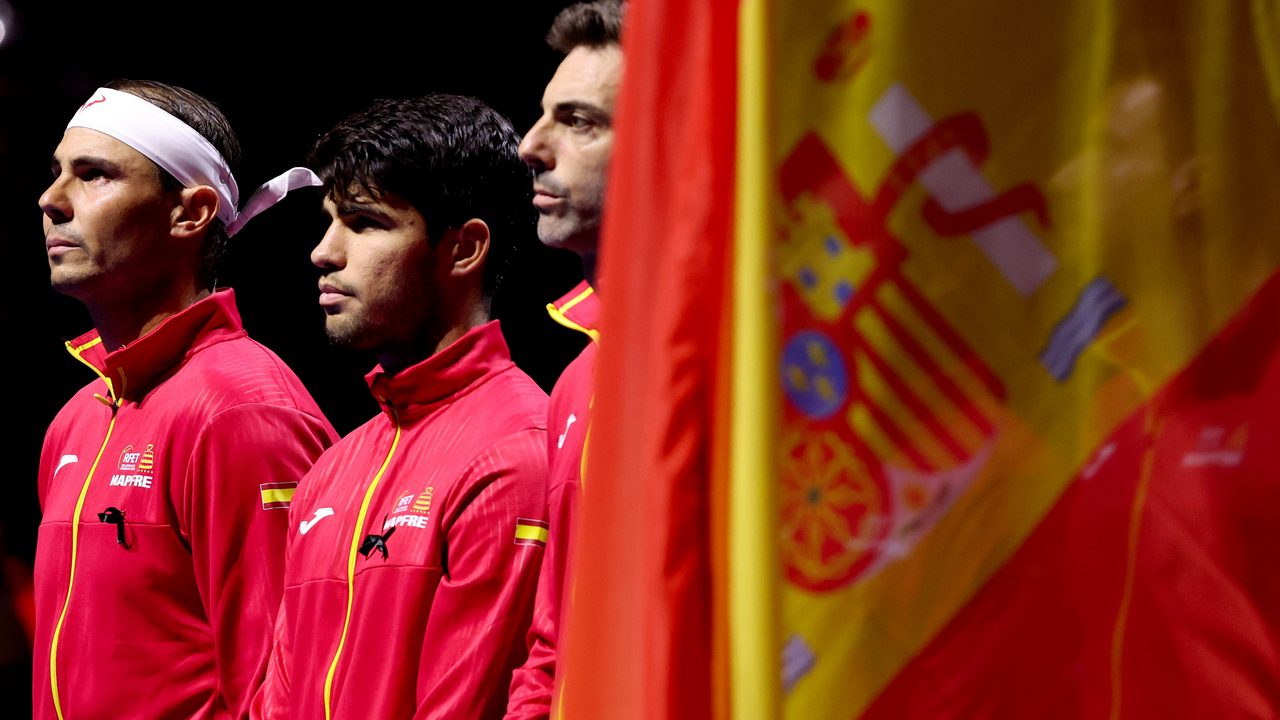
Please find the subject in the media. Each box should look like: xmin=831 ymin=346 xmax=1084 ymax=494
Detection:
xmin=334 ymin=199 xmax=392 ymax=221
xmin=51 ymin=155 xmax=125 ymax=176
xmin=552 ymin=101 xmax=612 ymax=125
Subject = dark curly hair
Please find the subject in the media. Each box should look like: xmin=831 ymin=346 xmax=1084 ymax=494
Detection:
xmin=308 ymin=94 xmax=534 ymax=300
xmin=547 ymin=0 xmax=625 ymax=54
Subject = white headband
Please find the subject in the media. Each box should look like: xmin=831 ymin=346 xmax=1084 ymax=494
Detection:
xmin=66 ymin=87 xmax=320 ymax=237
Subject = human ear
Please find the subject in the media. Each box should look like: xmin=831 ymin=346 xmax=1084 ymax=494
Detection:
xmin=448 ymin=218 xmax=491 ymax=279
xmin=170 ymin=185 xmax=220 ymax=239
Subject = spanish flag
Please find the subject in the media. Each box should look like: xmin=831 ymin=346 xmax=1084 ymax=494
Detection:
xmin=561 ymin=1 xmax=1280 ymax=718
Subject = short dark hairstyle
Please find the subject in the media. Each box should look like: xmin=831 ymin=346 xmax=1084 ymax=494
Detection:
xmin=308 ymin=94 xmax=533 ymax=300
xmin=547 ymin=0 xmax=625 ymax=54
xmin=104 ymin=79 xmax=241 ymax=289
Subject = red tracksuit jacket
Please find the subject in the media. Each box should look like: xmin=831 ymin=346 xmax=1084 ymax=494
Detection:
xmin=506 ymin=282 xmax=600 ymax=719
xmin=34 ymin=290 xmax=337 ymax=719
xmin=255 ymin=321 xmax=548 ymax=720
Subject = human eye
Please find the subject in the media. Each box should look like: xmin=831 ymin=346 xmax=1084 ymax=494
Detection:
xmin=554 ymin=105 xmax=601 ymax=135
xmin=345 ymin=213 xmax=390 ymax=233
xmin=76 ymin=166 xmax=108 ymax=183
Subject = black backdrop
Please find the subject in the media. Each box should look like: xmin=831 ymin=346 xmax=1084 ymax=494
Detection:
xmin=0 ymin=0 xmax=587 ymax=703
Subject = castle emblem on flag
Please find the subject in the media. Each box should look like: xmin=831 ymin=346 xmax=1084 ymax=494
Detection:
xmin=773 ymin=83 xmax=1051 ymax=591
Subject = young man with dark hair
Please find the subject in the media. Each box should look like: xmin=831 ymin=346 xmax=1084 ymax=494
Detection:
xmin=506 ymin=2 xmax=624 ymax=717
xmin=253 ymin=94 xmax=548 ymax=720
xmin=34 ymin=79 xmax=336 ymax=719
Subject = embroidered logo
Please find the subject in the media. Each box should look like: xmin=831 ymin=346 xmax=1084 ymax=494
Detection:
xmin=412 ymin=486 xmax=433 ymax=514
xmin=55 ymin=454 xmax=79 ymax=477
xmin=557 ymin=413 xmax=578 ymax=449
xmin=299 ymin=507 xmax=335 ymax=534
xmin=383 ymin=488 xmax=433 ymax=532
xmin=110 ymin=443 xmax=156 ymax=489
xmin=261 ymin=482 xmax=298 ymax=510
xmin=1182 ymin=423 xmax=1248 ymax=468
xmin=514 ymin=518 xmax=549 ymax=548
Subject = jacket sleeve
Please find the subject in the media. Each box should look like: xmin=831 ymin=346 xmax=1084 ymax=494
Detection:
xmin=183 ymin=403 xmax=334 ymax=720
xmin=413 ymin=428 xmax=549 ymax=720
xmin=36 ymin=418 xmax=61 ymax=511
xmin=251 ymin=577 xmax=293 ymax=720
xmin=504 ymin=473 xmax=577 ymax=720
xmin=506 ymin=354 xmax=593 ymax=720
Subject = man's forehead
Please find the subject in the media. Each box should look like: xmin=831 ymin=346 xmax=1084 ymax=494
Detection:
xmin=544 ymin=44 xmax=623 ymax=109
xmin=324 ymin=188 xmax=416 ymax=215
xmin=54 ymin=127 xmax=151 ymax=166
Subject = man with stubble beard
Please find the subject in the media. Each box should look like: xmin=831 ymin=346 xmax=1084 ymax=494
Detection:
xmin=254 ymin=94 xmax=549 ymax=720
xmin=34 ymin=79 xmax=335 ymax=719
xmin=506 ymin=2 xmax=625 ymax=717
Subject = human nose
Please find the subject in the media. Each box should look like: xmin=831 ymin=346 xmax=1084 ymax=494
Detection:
xmin=518 ymin=118 xmax=554 ymax=173
xmin=39 ymin=174 xmax=71 ymax=225
xmin=311 ymin=221 xmax=346 ymax=270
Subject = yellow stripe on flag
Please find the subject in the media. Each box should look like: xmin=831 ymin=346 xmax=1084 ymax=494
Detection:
xmin=515 ymin=522 xmax=549 ymax=544
xmin=727 ymin=0 xmax=782 ymax=716
xmin=261 ymin=487 xmax=295 ymax=506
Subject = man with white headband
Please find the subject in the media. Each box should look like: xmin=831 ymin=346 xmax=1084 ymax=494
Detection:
xmin=33 ymin=79 xmax=338 ymax=720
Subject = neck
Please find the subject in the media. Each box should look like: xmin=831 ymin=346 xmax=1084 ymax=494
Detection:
xmin=89 ymin=285 xmax=212 ymax=352
xmin=580 ymin=249 xmax=598 ymax=286
xmin=376 ymin=301 xmax=490 ymax=376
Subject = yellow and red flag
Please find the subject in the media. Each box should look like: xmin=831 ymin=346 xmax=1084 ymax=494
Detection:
xmin=561 ymin=0 xmax=1280 ymax=718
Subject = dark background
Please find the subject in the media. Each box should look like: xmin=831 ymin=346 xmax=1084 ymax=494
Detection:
xmin=0 ymin=0 xmax=586 ymax=704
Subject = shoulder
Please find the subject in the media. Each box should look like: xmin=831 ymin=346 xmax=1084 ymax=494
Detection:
xmin=167 ymin=335 xmax=329 ymax=423
xmin=467 ymin=427 xmax=547 ymax=474
xmin=437 ymin=427 xmax=548 ymax=526
xmin=550 ymin=343 xmax=597 ymax=408
xmin=458 ymin=364 xmax=549 ymax=434
xmin=289 ymin=413 xmax=384 ymax=487
xmin=42 ymin=381 xmax=114 ymax=450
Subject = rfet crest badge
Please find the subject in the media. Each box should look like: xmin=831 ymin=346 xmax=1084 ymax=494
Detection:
xmin=109 ymin=443 xmax=157 ymax=489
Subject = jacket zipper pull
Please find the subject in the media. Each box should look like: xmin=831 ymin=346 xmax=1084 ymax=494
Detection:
xmin=97 ymin=506 xmax=127 ymax=547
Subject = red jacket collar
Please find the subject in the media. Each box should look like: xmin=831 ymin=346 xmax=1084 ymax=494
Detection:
xmin=365 ymin=320 xmax=515 ymax=421
xmin=546 ymin=281 xmax=600 ymax=342
xmin=64 ymin=289 xmax=246 ymax=403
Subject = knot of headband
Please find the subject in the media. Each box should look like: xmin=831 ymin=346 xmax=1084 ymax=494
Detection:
xmin=66 ymin=87 xmax=319 ymax=237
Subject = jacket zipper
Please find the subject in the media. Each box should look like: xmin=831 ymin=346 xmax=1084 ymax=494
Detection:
xmin=50 ymin=340 xmax=123 ymax=720
xmin=323 ymin=412 xmax=402 ymax=719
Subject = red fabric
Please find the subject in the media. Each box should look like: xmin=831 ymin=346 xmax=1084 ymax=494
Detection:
xmin=254 ymin=321 xmax=548 ymax=720
xmin=34 ymin=290 xmax=337 ymax=720
xmin=506 ymin=283 xmax=600 ymax=720
xmin=861 ymin=270 xmax=1280 ymax=719
xmin=558 ymin=0 xmax=740 ymax=716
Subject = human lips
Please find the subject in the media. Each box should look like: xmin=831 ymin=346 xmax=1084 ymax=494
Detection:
xmin=318 ymin=279 xmax=352 ymax=308
xmin=532 ymin=186 xmax=563 ymax=211
xmin=45 ymin=235 xmax=82 ymax=257
xmin=532 ymin=172 xmax=569 ymax=208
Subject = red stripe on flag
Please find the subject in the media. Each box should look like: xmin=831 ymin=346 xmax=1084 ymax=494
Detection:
xmin=852 ymin=335 xmax=971 ymax=463
xmin=861 ymin=270 xmax=1280 ymax=719
xmin=559 ymin=0 xmax=742 ymax=717
xmin=865 ymin=293 xmax=996 ymax=437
